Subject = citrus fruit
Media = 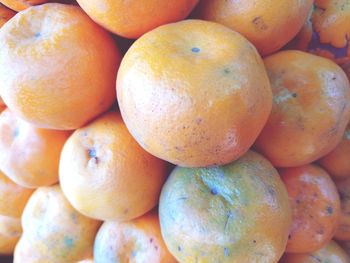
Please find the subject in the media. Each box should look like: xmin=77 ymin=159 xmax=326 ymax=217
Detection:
xmin=0 ymin=215 xmax=21 ymax=255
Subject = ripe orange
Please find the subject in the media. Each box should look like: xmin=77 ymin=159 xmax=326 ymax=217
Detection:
xmin=17 ymin=185 xmax=101 ymax=262
xmin=255 ymin=50 xmax=350 ymax=167
xmin=75 ymin=0 xmax=199 ymax=38
xmin=0 ymin=3 xmax=121 ymax=130
xmin=280 ymin=164 xmax=341 ymax=253
xmin=117 ymin=19 xmax=272 ymax=167
xmin=0 ymin=109 xmax=70 ymax=188
xmin=0 ymin=3 xmax=15 ymax=27
xmin=94 ymin=209 xmax=176 ymax=263
xmin=159 ymin=150 xmax=291 ymax=262
xmin=59 ymin=111 xmax=168 ymax=222
xmin=0 ymin=171 xmax=33 ymax=218
xmin=194 ymin=0 xmax=313 ymax=56
xmin=0 ymin=215 xmax=21 ymax=255
xmin=334 ymin=177 xmax=350 ymax=241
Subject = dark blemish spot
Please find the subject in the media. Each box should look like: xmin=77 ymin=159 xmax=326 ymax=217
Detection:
xmin=224 ymin=68 xmax=230 ymax=74
xmin=313 ymin=192 xmax=318 ymax=198
xmin=191 ymin=47 xmax=200 ymax=53
xmin=317 ymin=227 xmax=325 ymax=235
xmin=224 ymin=211 xmax=233 ymax=232
xmin=88 ymin=148 xmax=96 ymax=158
xmin=296 ymin=199 xmax=301 ymax=204
xmin=267 ymin=186 xmax=275 ymax=197
xmin=124 ymin=208 xmax=129 ymax=214
xmin=252 ymin=16 xmax=268 ymax=30
xmin=178 ymin=246 xmax=182 ymax=251
xmin=13 ymin=127 xmax=19 ymax=137
xmin=224 ymin=247 xmax=229 ymax=257
xmin=154 ymin=246 xmax=158 ymax=250
xmin=292 ymin=93 xmax=297 ymax=98
xmin=332 ymin=77 xmax=337 ymax=80
xmin=310 ymin=255 xmax=322 ymax=262
xmin=288 ymin=234 xmax=292 ymax=240
xmin=196 ymin=118 xmax=202 ymax=124
xmin=131 ymin=251 xmax=137 ymax=257
xmin=35 ymin=32 xmax=41 ymax=38
xmin=253 ymin=240 xmax=257 ymax=243
xmin=327 ymin=206 xmax=333 ymax=215
xmin=64 ymin=236 xmax=74 ymax=248
xmin=211 ymin=188 xmax=218 ymax=195
xmin=150 ymin=238 xmax=153 ymax=243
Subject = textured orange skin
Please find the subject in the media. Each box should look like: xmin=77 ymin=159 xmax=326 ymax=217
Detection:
xmin=117 ymin=20 xmax=272 ymax=167
xmin=94 ymin=209 xmax=177 ymax=263
xmin=194 ymin=0 xmax=313 ymax=56
xmin=0 ymin=109 xmax=70 ymax=188
xmin=280 ymin=240 xmax=350 ymax=263
xmin=292 ymin=0 xmax=350 ymax=65
xmin=334 ymin=178 xmax=350 ymax=241
xmin=255 ymin=50 xmax=350 ymax=168
xmin=75 ymin=0 xmax=199 ymax=39
xmin=0 ymin=3 xmax=121 ymax=130
xmin=0 ymin=0 xmax=47 ymax=11
xmin=318 ymin=123 xmax=350 ymax=179
xmin=280 ymin=165 xmax=341 ymax=253
xmin=0 ymin=171 xmax=33 ymax=218
xmin=159 ymin=151 xmax=291 ymax=263
xmin=0 ymin=3 xmax=15 ymax=27
xmin=59 ymin=111 xmax=168 ymax=222
xmin=15 ymin=185 xmax=101 ymax=262
xmin=0 ymin=215 xmax=21 ymax=255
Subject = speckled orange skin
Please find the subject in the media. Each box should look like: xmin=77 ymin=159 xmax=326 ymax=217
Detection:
xmin=0 ymin=109 xmax=70 ymax=188
xmin=280 ymin=165 xmax=341 ymax=253
xmin=118 ymin=20 xmax=272 ymax=168
xmin=0 ymin=3 xmax=15 ymax=27
xmin=0 ymin=0 xmax=47 ymax=11
xmin=280 ymin=240 xmax=350 ymax=263
xmin=16 ymin=185 xmax=101 ymax=262
xmin=94 ymin=209 xmax=177 ymax=263
xmin=0 ymin=3 xmax=121 ymax=130
xmin=194 ymin=0 xmax=313 ymax=56
xmin=59 ymin=111 xmax=168 ymax=222
xmin=334 ymin=178 xmax=350 ymax=241
xmin=292 ymin=0 xmax=350 ymax=66
xmin=0 ymin=215 xmax=21 ymax=255
xmin=159 ymin=150 xmax=291 ymax=263
xmin=318 ymin=123 xmax=350 ymax=179
xmin=0 ymin=171 xmax=33 ymax=218
xmin=255 ymin=50 xmax=350 ymax=168
xmin=75 ymin=0 xmax=199 ymax=39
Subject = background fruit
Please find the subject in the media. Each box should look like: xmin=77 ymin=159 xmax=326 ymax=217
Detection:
xmin=118 ymin=19 xmax=272 ymax=167
xmin=0 ymin=215 xmax=21 ymax=255
xmin=0 ymin=3 xmax=15 ymax=27
xmin=255 ymin=50 xmax=350 ymax=167
xmin=0 ymin=109 xmax=70 ymax=188
xmin=334 ymin=177 xmax=350 ymax=241
xmin=0 ymin=3 xmax=121 ymax=130
xmin=159 ymin=150 xmax=291 ymax=263
xmin=194 ymin=0 xmax=313 ymax=56
xmin=0 ymin=0 xmax=48 ymax=11
xmin=280 ymin=164 xmax=341 ymax=253
xmin=59 ymin=111 xmax=168 ymax=222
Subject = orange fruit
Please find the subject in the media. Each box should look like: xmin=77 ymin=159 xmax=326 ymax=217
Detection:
xmin=75 ymin=0 xmax=199 ymax=39
xmin=194 ymin=0 xmax=313 ymax=56
xmin=159 ymin=150 xmax=291 ymax=263
xmin=0 ymin=171 xmax=33 ymax=218
xmin=0 ymin=109 xmax=70 ymax=188
xmin=291 ymin=0 xmax=350 ymax=65
xmin=117 ymin=19 xmax=272 ymax=167
xmin=280 ymin=164 xmax=341 ymax=253
xmin=0 ymin=215 xmax=21 ymax=255
xmin=0 ymin=3 xmax=15 ymax=27
xmin=318 ymin=123 xmax=350 ymax=179
xmin=0 ymin=0 xmax=47 ymax=11
xmin=94 ymin=209 xmax=176 ymax=263
xmin=334 ymin=177 xmax=350 ymax=241
xmin=255 ymin=50 xmax=350 ymax=167
xmin=59 ymin=111 xmax=168 ymax=222
xmin=0 ymin=3 xmax=121 ymax=130
xmin=280 ymin=240 xmax=349 ymax=263
xmin=338 ymin=240 xmax=350 ymax=255
xmin=17 ymin=185 xmax=101 ymax=262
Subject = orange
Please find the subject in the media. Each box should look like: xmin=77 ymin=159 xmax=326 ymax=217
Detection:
xmin=0 ymin=215 xmax=21 ymax=255
xmin=0 ymin=109 xmax=70 ymax=188
xmin=75 ymin=0 xmax=199 ymax=39
xmin=255 ymin=50 xmax=350 ymax=167
xmin=0 ymin=0 xmax=47 ymax=11
xmin=16 ymin=185 xmax=101 ymax=262
xmin=117 ymin=19 xmax=272 ymax=167
xmin=280 ymin=164 xmax=341 ymax=253
xmin=334 ymin=177 xmax=350 ymax=241
xmin=0 ymin=3 xmax=15 ymax=27
xmin=159 ymin=150 xmax=291 ymax=263
xmin=59 ymin=111 xmax=168 ymax=222
xmin=291 ymin=0 xmax=350 ymax=65
xmin=94 ymin=209 xmax=176 ymax=263
xmin=318 ymin=123 xmax=350 ymax=179
xmin=194 ymin=0 xmax=313 ymax=56
xmin=0 ymin=170 xmax=33 ymax=218
xmin=280 ymin=240 xmax=349 ymax=263
xmin=0 ymin=3 xmax=121 ymax=130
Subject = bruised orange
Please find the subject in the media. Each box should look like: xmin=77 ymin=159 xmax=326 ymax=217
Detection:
xmin=255 ymin=50 xmax=350 ymax=167
xmin=75 ymin=0 xmax=199 ymax=39
xmin=194 ymin=0 xmax=313 ymax=56
xmin=59 ymin=111 xmax=168 ymax=222
xmin=94 ymin=209 xmax=176 ymax=263
xmin=0 ymin=3 xmax=121 ymax=130
xmin=117 ymin=19 xmax=272 ymax=167
xmin=0 ymin=109 xmax=70 ymax=188
xmin=0 ymin=215 xmax=21 ymax=255
xmin=0 ymin=3 xmax=15 ymax=27
xmin=159 ymin=150 xmax=291 ymax=263
xmin=280 ymin=164 xmax=341 ymax=253
xmin=334 ymin=177 xmax=350 ymax=241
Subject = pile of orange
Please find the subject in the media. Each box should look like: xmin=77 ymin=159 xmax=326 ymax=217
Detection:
xmin=0 ymin=0 xmax=349 ymax=262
